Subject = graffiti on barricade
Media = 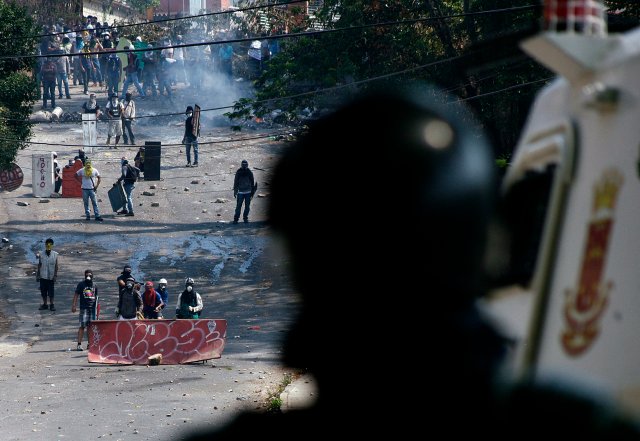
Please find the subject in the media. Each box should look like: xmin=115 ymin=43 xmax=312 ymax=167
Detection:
xmin=0 ymin=163 xmax=24 ymax=192
xmin=88 ymin=319 xmax=227 ymax=365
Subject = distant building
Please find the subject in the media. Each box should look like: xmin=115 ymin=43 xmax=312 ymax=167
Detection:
xmin=83 ymin=0 xmax=141 ymax=23
xmin=157 ymin=0 xmax=232 ymax=16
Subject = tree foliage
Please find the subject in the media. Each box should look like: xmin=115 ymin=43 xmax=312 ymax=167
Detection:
xmin=0 ymin=0 xmax=39 ymax=170
xmin=228 ymin=0 xmax=548 ymax=158
xmin=126 ymin=0 xmax=161 ymax=14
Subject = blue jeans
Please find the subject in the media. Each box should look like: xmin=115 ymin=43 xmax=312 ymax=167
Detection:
xmin=122 ymin=119 xmax=135 ymax=144
xmin=123 ymin=182 xmax=135 ymax=213
xmin=56 ymin=72 xmax=70 ymax=98
xmin=42 ymin=81 xmax=56 ymax=108
xmin=82 ymin=188 xmax=100 ymax=218
xmin=186 ymin=139 xmax=198 ymax=164
xmin=234 ymin=193 xmax=251 ymax=221
xmin=121 ymin=71 xmax=145 ymax=99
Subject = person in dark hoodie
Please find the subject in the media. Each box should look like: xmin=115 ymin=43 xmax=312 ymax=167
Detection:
xmin=71 ymin=269 xmax=98 ymax=351
xmin=181 ymin=85 xmax=640 ymax=441
xmin=232 ymin=159 xmax=256 ymax=224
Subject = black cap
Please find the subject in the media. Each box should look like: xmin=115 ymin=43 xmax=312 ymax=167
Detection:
xmin=186 ymin=106 xmax=193 ymax=112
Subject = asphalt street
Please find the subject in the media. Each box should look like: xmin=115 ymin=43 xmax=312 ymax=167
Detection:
xmin=0 ymin=82 xmax=304 ymax=440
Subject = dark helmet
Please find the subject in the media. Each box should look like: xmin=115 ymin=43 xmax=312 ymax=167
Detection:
xmin=185 ymin=106 xmax=193 ymax=113
xmin=185 ymin=277 xmax=194 ymax=286
xmin=269 ymin=84 xmax=498 ymax=369
xmin=111 ymin=93 xmax=118 ymax=98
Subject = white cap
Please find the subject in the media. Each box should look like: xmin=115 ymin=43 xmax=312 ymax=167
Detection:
xmin=52 ymin=151 xmax=57 ymax=157
xmin=159 ymin=278 xmax=167 ymax=284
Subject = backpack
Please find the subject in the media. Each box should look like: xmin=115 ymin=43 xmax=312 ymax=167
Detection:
xmin=126 ymin=164 xmax=140 ymax=182
xmin=42 ymin=60 xmax=56 ymax=82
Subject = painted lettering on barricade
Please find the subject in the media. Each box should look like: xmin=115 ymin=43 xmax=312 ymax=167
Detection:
xmin=87 ymin=319 xmax=227 ymax=365
xmin=0 ymin=163 xmax=24 ymax=192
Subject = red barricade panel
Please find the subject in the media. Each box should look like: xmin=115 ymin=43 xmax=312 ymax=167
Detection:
xmin=62 ymin=159 xmax=83 ymax=198
xmin=87 ymin=319 xmax=227 ymax=365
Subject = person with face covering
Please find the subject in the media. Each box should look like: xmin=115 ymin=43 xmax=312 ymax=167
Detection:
xmin=142 ymin=281 xmax=164 ymax=319
xmin=233 ymin=160 xmax=255 ymax=224
xmin=36 ymin=238 xmax=59 ymax=311
xmin=75 ymin=159 xmax=103 ymax=221
xmin=182 ymin=106 xmax=199 ymax=167
xmin=117 ymin=276 xmax=142 ymax=320
xmin=182 ymin=85 xmax=640 ymax=441
xmin=105 ymin=93 xmax=124 ymax=147
xmin=82 ymin=92 xmax=102 ymax=118
xmin=176 ymin=278 xmax=203 ymax=319
xmin=156 ymin=278 xmax=169 ymax=318
xmin=117 ymin=264 xmax=138 ymax=290
xmin=72 ymin=269 xmax=99 ymax=351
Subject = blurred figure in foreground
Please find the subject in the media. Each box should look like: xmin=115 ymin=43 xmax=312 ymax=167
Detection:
xmin=183 ymin=86 xmax=640 ymax=439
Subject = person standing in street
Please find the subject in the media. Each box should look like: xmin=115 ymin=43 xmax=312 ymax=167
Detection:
xmin=156 ymin=278 xmax=169 ymax=318
xmin=142 ymin=281 xmax=164 ymax=319
xmin=182 ymin=106 xmax=199 ymax=167
xmin=71 ymin=269 xmax=98 ymax=351
xmin=117 ymin=276 xmax=142 ymax=320
xmin=75 ymin=159 xmax=103 ymax=221
xmin=36 ymin=237 xmax=59 ymax=311
xmin=105 ymin=93 xmax=124 ymax=147
xmin=233 ymin=160 xmax=256 ymax=224
xmin=40 ymin=52 xmax=58 ymax=110
xmin=82 ymin=93 xmax=102 ymax=118
xmin=115 ymin=157 xmax=139 ymax=216
xmin=52 ymin=152 xmax=62 ymax=195
xmin=176 ymin=278 xmax=203 ymax=319
xmin=121 ymin=92 xmax=136 ymax=145
xmin=117 ymin=264 xmax=139 ymax=290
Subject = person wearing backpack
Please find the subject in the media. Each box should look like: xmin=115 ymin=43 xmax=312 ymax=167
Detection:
xmin=115 ymin=157 xmax=140 ymax=216
xmin=40 ymin=54 xmax=58 ymax=109
xmin=71 ymin=269 xmax=99 ymax=351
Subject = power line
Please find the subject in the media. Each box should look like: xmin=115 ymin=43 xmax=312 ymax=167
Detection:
xmin=453 ymin=77 xmax=552 ymax=103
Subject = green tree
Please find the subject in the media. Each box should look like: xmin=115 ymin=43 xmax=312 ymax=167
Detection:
xmin=126 ymin=0 xmax=160 ymax=14
xmin=228 ymin=0 xmax=546 ymax=157
xmin=0 ymin=0 xmax=39 ymax=170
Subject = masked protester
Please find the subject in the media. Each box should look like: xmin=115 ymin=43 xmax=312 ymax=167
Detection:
xmin=36 ymin=238 xmax=59 ymax=311
xmin=72 ymin=269 xmax=99 ymax=351
xmin=75 ymin=159 xmax=103 ymax=221
xmin=233 ymin=160 xmax=256 ymax=224
xmin=117 ymin=276 xmax=142 ymax=320
xmin=117 ymin=264 xmax=137 ymax=290
xmin=82 ymin=92 xmax=102 ymax=118
xmin=142 ymin=281 xmax=164 ymax=319
xmin=176 ymin=278 xmax=203 ymax=319
xmin=105 ymin=93 xmax=124 ymax=147
xmin=156 ymin=278 xmax=169 ymax=318
xmin=182 ymin=106 xmax=199 ymax=167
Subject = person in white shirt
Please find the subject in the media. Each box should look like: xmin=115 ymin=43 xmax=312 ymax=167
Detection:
xmin=121 ymin=92 xmax=136 ymax=145
xmin=75 ymin=159 xmax=103 ymax=221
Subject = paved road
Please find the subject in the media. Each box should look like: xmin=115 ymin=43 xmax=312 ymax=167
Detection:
xmin=0 ymin=83 xmax=301 ymax=440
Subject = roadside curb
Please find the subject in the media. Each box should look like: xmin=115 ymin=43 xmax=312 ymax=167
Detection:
xmin=280 ymin=373 xmax=318 ymax=413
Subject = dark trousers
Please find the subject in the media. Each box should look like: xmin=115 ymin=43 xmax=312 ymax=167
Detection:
xmin=234 ymin=193 xmax=252 ymax=221
xmin=42 ymin=81 xmax=56 ymax=108
xmin=39 ymin=278 xmax=55 ymax=303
